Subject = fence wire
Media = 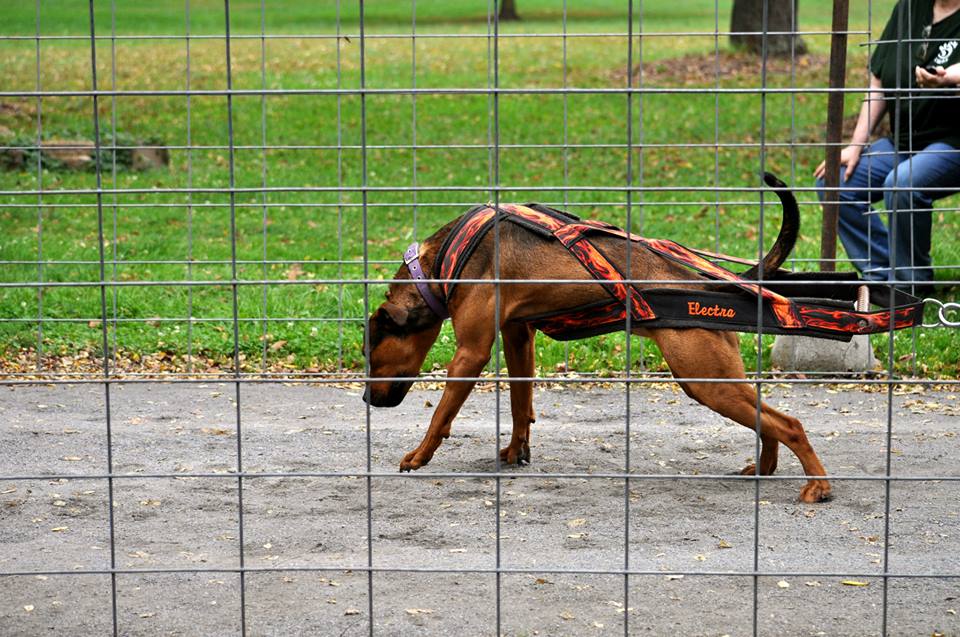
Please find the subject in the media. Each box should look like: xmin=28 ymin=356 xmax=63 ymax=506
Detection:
xmin=1 ymin=1 xmax=958 ymax=636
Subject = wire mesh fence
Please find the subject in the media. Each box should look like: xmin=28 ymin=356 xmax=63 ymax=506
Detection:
xmin=1 ymin=0 xmax=958 ymax=635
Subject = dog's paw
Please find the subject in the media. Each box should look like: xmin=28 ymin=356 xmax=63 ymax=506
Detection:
xmin=739 ymin=464 xmax=757 ymax=476
xmin=799 ymin=479 xmax=832 ymax=503
xmin=499 ymin=443 xmax=531 ymax=466
xmin=399 ymin=450 xmax=428 ymax=472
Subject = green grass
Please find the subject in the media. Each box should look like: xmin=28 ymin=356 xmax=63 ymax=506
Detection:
xmin=1 ymin=0 xmax=957 ymax=378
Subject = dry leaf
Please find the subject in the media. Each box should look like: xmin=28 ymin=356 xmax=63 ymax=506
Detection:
xmin=139 ymin=612 xmax=155 ymax=619
xmin=50 ymin=526 xmax=68 ymax=533
xmin=24 ymin=605 xmax=34 ymax=612
xmin=841 ymin=580 xmax=869 ymax=587
xmin=566 ymin=518 xmax=587 ymax=528
xmin=405 ymin=608 xmax=434 ymax=616
xmin=559 ymin=611 xmax=575 ymax=620
xmin=777 ymin=580 xmax=790 ymax=589
xmin=62 ymin=456 xmax=83 ymax=462
xmin=269 ymin=340 xmax=287 ymax=352
xmin=718 ymin=539 xmax=732 ymax=549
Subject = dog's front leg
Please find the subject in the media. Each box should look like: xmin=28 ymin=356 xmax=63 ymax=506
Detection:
xmin=399 ymin=317 xmax=495 ymax=472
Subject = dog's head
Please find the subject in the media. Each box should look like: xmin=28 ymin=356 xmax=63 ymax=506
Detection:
xmin=363 ymin=295 xmax=443 ymax=408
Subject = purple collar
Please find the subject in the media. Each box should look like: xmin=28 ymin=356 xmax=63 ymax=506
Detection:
xmin=403 ymin=242 xmax=449 ymax=320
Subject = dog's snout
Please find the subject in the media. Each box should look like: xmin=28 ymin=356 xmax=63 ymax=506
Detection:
xmin=363 ymin=380 xmax=413 ymax=408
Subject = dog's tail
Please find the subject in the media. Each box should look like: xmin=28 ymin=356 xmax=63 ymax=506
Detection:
xmin=739 ymin=172 xmax=800 ymax=281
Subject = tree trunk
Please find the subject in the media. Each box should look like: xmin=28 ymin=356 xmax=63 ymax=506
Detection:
xmin=730 ymin=0 xmax=807 ymax=57
xmin=498 ymin=0 xmax=520 ymax=21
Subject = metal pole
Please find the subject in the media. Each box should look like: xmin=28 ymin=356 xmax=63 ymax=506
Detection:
xmin=820 ymin=0 xmax=850 ymax=272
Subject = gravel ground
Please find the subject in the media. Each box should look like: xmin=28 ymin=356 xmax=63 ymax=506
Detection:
xmin=0 ymin=380 xmax=958 ymax=636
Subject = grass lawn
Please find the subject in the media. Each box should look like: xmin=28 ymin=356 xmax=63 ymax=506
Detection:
xmin=0 ymin=0 xmax=957 ymax=378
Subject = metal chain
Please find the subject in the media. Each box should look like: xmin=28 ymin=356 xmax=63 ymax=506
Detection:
xmin=922 ymin=298 xmax=960 ymax=328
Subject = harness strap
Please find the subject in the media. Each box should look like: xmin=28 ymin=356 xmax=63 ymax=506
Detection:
xmin=425 ymin=202 xmax=804 ymax=331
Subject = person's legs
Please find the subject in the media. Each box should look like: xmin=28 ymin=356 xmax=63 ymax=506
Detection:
xmin=883 ymin=142 xmax=960 ymax=288
xmin=817 ymin=138 xmax=896 ymax=279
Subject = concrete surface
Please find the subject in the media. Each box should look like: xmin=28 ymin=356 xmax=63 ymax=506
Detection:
xmin=771 ymin=335 xmax=878 ymax=374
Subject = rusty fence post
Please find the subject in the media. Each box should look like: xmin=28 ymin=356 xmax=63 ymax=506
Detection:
xmin=820 ymin=0 xmax=850 ymax=272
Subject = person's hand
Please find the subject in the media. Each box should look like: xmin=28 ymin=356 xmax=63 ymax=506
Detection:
xmin=916 ymin=65 xmax=950 ymax=88
xmin=813 ymin=144 xmax=863 ymax=182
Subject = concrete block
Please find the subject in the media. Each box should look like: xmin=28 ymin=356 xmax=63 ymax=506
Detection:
xmin=771 ymin=334 xmax=877 ymax=374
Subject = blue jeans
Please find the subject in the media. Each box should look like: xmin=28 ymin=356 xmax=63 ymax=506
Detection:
xmin=815 ymin=137 xmax=960 ymax=287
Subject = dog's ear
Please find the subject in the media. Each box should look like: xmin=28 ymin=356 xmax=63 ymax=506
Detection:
xmin=380 ymin=302 xmax=409 ymax=328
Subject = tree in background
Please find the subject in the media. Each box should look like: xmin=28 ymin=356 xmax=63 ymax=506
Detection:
xmin=499 ymin=0 xmax=520 ymax=21
xmin=730 ymin=0 xmax=807 ymax=56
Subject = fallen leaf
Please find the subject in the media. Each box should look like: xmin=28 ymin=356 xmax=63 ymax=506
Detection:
xmin=405 ymin=608 xmax=434 ymax=616
xmin=566 ymin=518 xmax=587 ymax=528
xmin=718 ymin=539 xmax=732 ymax=549
xmin=841 ymin=580 xmax=869 ymax=587
xmin=344 ymin=608 xmax=361 ymax=616
xmin=559 ymin=611 xmax=575 ymax=620
xmin=777 ymin=580 xmax=790 ymax=589
xmin=24 ymin=605 xmax=34 ymax=612
xmin=51 ymin=526 xmax=69 ymax=533
xmin=139 ymin=612 xmax=155 ymax=618
xmin=201 ymin=428 xmax=231 ymax=436
xmin=62 ymin=456 xmax=83 ymax=462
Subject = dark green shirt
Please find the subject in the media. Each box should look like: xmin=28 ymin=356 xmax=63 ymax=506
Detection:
xmin=870 ymin=0 xmax=960 ymax=149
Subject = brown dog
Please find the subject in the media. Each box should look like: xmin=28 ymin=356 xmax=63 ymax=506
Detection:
xmin=364 ymin=175 xmax=831 ymax=503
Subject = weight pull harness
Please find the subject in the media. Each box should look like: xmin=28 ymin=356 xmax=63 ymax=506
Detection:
xmin=403 ymin=203 xmax=924 ymax=342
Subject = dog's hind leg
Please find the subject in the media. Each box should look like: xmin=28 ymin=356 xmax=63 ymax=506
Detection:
xmin=648 ymin=328 xmax=831 ymax=503
xmin=500 ymin=322 xmax=536 ymax=465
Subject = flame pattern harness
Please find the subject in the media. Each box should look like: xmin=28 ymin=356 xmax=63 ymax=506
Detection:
xmin=424 ymin=203 xmax=923 ymax=342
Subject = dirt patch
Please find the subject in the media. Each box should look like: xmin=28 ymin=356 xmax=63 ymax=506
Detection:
xmin=623 ymin=50 xmax=832 ymax=87
xmin=1 ymin=383 xmax=958 ymax=635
